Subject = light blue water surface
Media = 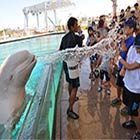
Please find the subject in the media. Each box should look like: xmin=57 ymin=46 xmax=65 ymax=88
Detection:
xmin=0 ymin=34 xmax=62 ymax=63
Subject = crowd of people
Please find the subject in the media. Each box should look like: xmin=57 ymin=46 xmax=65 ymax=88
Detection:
xmin=59 ymin=2 xmax=140 ymax=140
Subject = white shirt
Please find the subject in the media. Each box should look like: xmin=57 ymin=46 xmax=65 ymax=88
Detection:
xmin=123 ymin=45 xmax=140 ymax=94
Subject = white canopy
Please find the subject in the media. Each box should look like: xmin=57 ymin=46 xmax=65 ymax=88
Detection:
xmin=23 ymin=0 xmax=75 ymax=31
xmin=23 ymin=0 xmax=75 ymax=15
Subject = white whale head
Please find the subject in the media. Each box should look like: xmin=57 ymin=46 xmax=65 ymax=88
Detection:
xmin=0 ymin=50 xmax=37 ymax=126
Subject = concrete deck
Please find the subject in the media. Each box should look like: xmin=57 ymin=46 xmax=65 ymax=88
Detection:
xmin=55 ymin=59 xmax=135 ymax=140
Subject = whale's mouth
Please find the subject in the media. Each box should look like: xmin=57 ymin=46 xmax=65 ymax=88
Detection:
xmin=30 ymin=55 xmax=37 ymax=65
xmin=27 ymin=55 xmax=36 ymax=68
xmin=27 ymin=55 xmax=36 ymax=66
xmin=31 ymin=55 xmax=35 ymax=62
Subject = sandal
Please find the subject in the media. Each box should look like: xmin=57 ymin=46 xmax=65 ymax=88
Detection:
xmin=111 ymin=98 xmax=121 ymax=107
xmin=105 ymin=89 xmax=111 ymax=95
xmin=122 ymin=120 xmax=136 ymax=129
xmin=131 ymin=131 xmax=140 ymax=140
xmin=67 ymin=109 xmax=79 ymax=119
xmin=120 ymin=106 xmax=128 ymax=116
xmin=98 ymin=86 xmax=102 ymax=92
xmin=93 ymin=68 xmax=100 ymax=78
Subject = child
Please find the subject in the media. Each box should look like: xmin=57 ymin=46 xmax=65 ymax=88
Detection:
xmin=118 ymin=33 xmax=140 ymax=140
xmin=111 ymin=18 xmax=136 ymax=114
xmin=96 ymin=51 xmax=112 ymax=95
xmin=86 ymin=26 xmax=98 ymax=81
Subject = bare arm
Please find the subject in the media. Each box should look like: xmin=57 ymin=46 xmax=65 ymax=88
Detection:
xmin=121 ymin=38 xmax=128 ymax=52
xmin=119 ymin=66 xmax=126 ymax=76
xmin=96 ymin=55 xmax=102 ymax=68
xmin=119 ymin=57 xmax=140 ymax=70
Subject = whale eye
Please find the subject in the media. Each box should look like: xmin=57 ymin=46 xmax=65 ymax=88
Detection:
xmin=10 ymin=75 xmax=13 ymax=80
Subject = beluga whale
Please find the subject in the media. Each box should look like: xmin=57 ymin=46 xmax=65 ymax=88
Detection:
xmin=0 ymin=50 xmax=37 ymax=139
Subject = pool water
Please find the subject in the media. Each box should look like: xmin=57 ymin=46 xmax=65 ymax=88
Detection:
xmin=0 ymin=33 xmax=64 ymax=139
xmin=0 ymin=34 xmax=62 ymax=63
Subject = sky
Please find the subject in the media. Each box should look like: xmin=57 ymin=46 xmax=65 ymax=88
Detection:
xmin=0 ymin=0 xmax=137 ymax=29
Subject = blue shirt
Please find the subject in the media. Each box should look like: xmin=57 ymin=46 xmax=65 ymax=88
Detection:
xmin=119 ymin=36 xmax=135 ymax=70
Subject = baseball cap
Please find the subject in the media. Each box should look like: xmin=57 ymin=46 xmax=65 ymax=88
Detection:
xmin=134 ymin=33 xmax=140 ymax=48
xmin=124 ymin=18 xmax=136 ymax=30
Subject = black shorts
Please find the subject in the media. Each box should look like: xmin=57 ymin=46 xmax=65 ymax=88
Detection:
xmin=123 ymin=86 xmax=140 ymax=116
xmin=116 ymin=70 xmax=124 ymax=87
xmin=90 ymin=55 xmax=97 ymax=63
xmin=100 ymin=70 xmax=110 ymax=81
xmin=63 ymin=61 xmax=80 ymax=88
xmin=90 ymin=53 xmax=98 ymax=63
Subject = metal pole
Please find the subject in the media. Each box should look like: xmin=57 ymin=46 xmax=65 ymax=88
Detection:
xmin=53 ymin=9 xmax=57 ymax=26
xmin=24 ymin=13 xmax=29 ymax=33
xmin=44 ymin=2 xmax=48 ymax=30
xmin=36 ymin=13 xmax=39 ymax=30
xmin=111 ymin=0 xmax=117 ymax=17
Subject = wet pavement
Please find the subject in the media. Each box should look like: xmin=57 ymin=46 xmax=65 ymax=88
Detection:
xmin=55 ymin=59 xmax=136 ymax=140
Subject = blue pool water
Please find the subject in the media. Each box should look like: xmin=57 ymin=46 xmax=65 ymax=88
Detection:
xmin=0 ymin=33 xmax=64 ymax=139
xmin=0 ymin=34 xmax=62 ymax=63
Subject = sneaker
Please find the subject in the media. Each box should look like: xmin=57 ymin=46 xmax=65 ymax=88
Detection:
xmin=122 ymin=120 xmax=136 ymax=129
xmin=120 ymin=106 xmax=128 ymax=116
xmin=67 ymin=109 xmax=79 ymax=119
xmin=93 ymin=68 xmax=100 ymax=78
xmin=111 ymin=98 xmax=121 ymax=107
xmin=105 ymin=89 xmax=111 ymax=95
xmin=98 ymin=86 xmax=102 ymax=92
xmin=131 ymin=132 xmax=140 ymax=140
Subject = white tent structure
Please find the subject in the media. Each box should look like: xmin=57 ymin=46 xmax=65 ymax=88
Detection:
xmin=23 ymin=0 xmax=75 ymax=31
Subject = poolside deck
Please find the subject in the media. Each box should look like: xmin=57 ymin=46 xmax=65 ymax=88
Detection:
xmin=55 ymin=59 xmax=135 ymax=140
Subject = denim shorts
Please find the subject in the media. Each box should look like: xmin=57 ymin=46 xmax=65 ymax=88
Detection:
xmin=90 ymin=55 xmax=97 ymax=63
xmin=123 ymin=86 xmax=140 ymax=116
xmin=100 ymin=70 xmax=110 ymax=81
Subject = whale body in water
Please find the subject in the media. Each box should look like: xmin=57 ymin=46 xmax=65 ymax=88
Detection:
xmin=0 ymin=50 xmax=37 ymax=132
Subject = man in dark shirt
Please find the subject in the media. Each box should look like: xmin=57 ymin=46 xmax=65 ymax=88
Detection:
xmin=59 ymin=17 xmax=83 ymax=119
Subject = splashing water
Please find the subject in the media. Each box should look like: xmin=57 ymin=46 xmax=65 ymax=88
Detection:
xmin=45 ymin=23 xmax=120 ymax=63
